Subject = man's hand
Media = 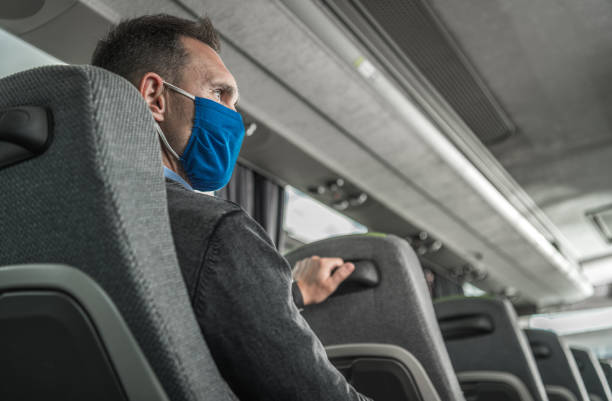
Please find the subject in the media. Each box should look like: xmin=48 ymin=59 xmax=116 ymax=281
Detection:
xmin=292 ymin=256 xmax=355 ymax=306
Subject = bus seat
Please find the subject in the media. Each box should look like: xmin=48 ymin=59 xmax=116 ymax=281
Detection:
xmin=0 ymin=65 xmax=237 ymax=401
xmin=525 ymin=329 xmax=589 ymax=401
xmin=570 ymin=347 xmax=612 ymax=401
xmin=285 ymin=234 xmax=464 ymax=401
xmin=600 ymin=361 xmax=612 ymax=392
xmin=434 ymin=297 xmax=548 ymax=401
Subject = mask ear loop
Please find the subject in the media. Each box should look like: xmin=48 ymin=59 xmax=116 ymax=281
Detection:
xmin=163 ymin=81 xmax=196 ymax=100
xmin=154 ymin=81 xmax=194 ymax=160
xmin=155 ymin=123 xmax=181 ymax=160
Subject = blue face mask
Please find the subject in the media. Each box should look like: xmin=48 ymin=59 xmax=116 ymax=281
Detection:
xmin=155 ymin=81 xmax=245 ymax=192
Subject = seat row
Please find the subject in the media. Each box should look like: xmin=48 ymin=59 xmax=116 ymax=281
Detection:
xmin=287 ymin=236 xmax=612 ymax=401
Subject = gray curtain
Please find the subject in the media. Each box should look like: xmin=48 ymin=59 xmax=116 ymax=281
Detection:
xmin=216 ymin=163 xmax=286 ymax=250
xmin=423 ymin=267 xmax=464 ymax=299
xmin=433 ymin=272 xmax=464 ymax=298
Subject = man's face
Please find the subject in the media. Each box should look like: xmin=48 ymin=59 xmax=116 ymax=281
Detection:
xmin=162 ymin=36 xmax=240 ymax=156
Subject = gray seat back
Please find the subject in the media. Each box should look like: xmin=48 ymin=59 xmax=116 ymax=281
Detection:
xmin=284 ymin=233 xmax=465 ymax=401
xmin=434 ymin=297 xmax=548 ymax=401
xmin=600 ymin=362 xmax=612 ymax=391
xmin=571 ymin=347 xmax=612 ymax=401
xmin=0 ymin=65 xmax=236 ymax=401
xmin=525 ymin=329 xmax=589 ymax=401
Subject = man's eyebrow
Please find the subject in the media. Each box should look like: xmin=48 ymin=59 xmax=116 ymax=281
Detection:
xmin=210 ymin=81 xmax=236 ymax=94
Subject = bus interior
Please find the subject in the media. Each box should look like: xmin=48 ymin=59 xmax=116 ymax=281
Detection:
xmin=2 ymin=0 xmax=612 ymax=400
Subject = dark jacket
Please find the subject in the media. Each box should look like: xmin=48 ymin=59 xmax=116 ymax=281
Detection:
xmin=165 ymin=180 xmax=370 ymax=401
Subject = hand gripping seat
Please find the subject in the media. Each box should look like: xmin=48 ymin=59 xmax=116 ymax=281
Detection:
xmin=0 ymin=65 xmax=237 ymax=401
xmin=285 ymin=234 xmax=465 ymax=401
xmin=434 ymin=297 xmax=548 ymax=401
xmin=525 ymin=329 xmax=589 ymax=401
xmin=570 ymin=347 xmax=612 ymax=401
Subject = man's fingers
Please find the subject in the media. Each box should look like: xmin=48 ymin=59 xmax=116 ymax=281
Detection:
xmin=330 ymin=262 xmax=355 ymax=288
xmin=320 ymin=257 xmax=345 ymax=275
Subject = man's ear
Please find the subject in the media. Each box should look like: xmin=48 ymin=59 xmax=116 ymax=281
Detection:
xmin=138 ymin=72 xmax=166 ymax=123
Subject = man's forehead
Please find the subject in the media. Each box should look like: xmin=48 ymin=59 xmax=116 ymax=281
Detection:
xmin=180 ymin=36 xmax=236 ymax=86
xmin=181 ymin=36 xmax=218 ymax=63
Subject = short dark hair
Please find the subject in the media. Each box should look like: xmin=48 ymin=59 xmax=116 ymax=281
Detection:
xmin=91 ymin=14 xmax=220 ymax=86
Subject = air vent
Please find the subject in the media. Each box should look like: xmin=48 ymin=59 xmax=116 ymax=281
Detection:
xmin=587 ymin=206 xmax=612 ymax=243
xmin=327 ymin=0 xmax=516 ymax=145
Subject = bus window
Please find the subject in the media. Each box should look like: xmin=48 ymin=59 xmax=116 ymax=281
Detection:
xmin=282 ymin=185 xmax=367 ymax=253
xmin=0 ymin=28 xmax=62 ymax=78
xmin=463 ymin=282 xmax=486 ymax=297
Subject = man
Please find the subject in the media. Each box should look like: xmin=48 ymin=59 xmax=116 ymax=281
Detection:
xmin=92 ymin=14 xmax=370 ymax=400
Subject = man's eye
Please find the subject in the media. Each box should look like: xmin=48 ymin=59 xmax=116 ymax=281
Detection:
xmin=212 ymin=89 xmax=222 ymax=101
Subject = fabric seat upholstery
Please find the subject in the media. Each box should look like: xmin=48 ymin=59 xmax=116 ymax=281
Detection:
xmin=525 ymin=329 xmax=589 ymax=401
xmin=285 ymin=233 xmax=465 ymax=401
xmin=434 ymin=296 xmax=548 ymax=401
xmin=0 ymin=65 xmax=236 ymax=401
xmin=600 ymin=361 xmax=612 ymax=390
xmin=571 ymin=347 xmax=612 ymax=401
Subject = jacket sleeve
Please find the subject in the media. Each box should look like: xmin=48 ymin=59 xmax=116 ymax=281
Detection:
xmin=191 ymin=209 xmax=371 ymax=401
xmin=291 ymin=281 xmax=305 ymax=309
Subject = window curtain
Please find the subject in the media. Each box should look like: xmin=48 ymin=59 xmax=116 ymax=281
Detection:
xmin=433 ymin=272 xmax=464 ymax=298
xmin=216 ymin=163 xmax=286 ymax=250
xmin=423 ymin=267 xmax=464 ymax=299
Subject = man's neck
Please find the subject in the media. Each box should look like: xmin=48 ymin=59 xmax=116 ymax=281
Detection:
xmin=161 ymin=150 xmax=190 ymax=183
